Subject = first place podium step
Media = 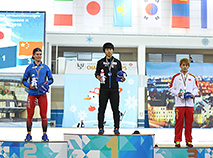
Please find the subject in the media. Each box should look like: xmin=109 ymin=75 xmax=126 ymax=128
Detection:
xmin=64 ymin=133 xmax=155 ymax=158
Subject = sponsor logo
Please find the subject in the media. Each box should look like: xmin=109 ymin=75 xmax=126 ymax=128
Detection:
xmin=76 ymin=63 xmax=85 ymax=70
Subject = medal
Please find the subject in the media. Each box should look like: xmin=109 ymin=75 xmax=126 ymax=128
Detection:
xmin=108 ymin=72 xmax=112 ymax=76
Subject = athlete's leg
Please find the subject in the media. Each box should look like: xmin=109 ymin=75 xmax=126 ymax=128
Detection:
xmin=109 ymin=89 xmax=120 ymax=129
xmin=37 ymin=94 xmax=48 ymax=133
xmin=185 ymin=107 xmax=194 ymax=143
xmin=98 ymin=89 xmax=109 ymax=129
xmin=26 ymin=95 xmax=36 ymax=133
xmin=174 ymin=107 xmax=185 ymax=143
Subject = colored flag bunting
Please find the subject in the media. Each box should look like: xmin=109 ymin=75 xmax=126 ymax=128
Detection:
xmin=54 ymin=0 xmax=73 ymax=26
xmin=201 ymin=0 xmax=213 ymax=28
xmin=19 ymin=42 xmax=43 ymax=56
xmin=143 ymin=0 xmax=161 ymax=28
xmin=113 ymin=0 xmax=132 ymax=27
xmin=84 ymin=0 xmax=103 ymax=26
xmin=172 ymin=0 xmax=190 ymax=28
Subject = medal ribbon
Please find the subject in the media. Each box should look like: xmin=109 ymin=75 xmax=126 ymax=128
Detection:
xmin=181 ymin=73 xmax=188 ymax=91
xmin=33 ymin=63 xmax=42 ymax=77
xmin=106 ymin=58 xmax=114 ymax=72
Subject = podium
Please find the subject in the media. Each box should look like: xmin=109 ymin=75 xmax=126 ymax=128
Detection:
xmin=64 ymin=134 xmax=154 ymax=158
xmin=155 ymin=147 xmax=213 ymax=158
xmin=0 ymin=141 xmax=67 ymax=157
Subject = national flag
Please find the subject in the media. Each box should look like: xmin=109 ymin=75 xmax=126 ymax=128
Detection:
xmin=201 ymin=0 xmax=213 ymax=28
xmin=54 ymin=0 xmax=73 ymax=26
xmin=84 ymin=0 xmax=103 ymax=26
xmin=0 ymin=28 xmax=12 ymax=44
xmin=172 ymin=0 xmax=190 ymax=28
xmin=143 ymin=0 xmax=161 ymax=28
xmin=19 ymin=41 xmax=43 ymax=56
xmin=113 ymin=0 xmax=132 ymax=27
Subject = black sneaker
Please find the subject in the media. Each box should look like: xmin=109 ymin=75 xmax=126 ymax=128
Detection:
xmin=114 ymin=128 xmax=120 ymax=135
xmin=98 ymin=128 xmax=104 ymax=135
xmin=175 ymin=141 xmax=181 ymax=148
xmin=186 ymin=142 xmax=193 ymax=148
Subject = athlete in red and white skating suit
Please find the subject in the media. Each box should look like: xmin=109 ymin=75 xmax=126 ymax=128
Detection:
xmin=169 ymin=58 xmax=198 ymax=148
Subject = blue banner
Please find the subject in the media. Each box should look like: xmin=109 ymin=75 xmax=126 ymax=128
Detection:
xmin=63 ymin=74 xmax=138 ymax=128
xmin=113 ymin=0 xmax=132 ymax=27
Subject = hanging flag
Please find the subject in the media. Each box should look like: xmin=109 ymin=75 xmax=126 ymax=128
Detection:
xmin=84 ymin=0 xmax=103 ymax=26
xmin=143 ymin=0 xmax=161 ymax=28
xmin=0 ymin=28 xmax=12 ymax=44
xmin=172 ymin=0 xmax=190 ymax=28
xmin=201 ymin=0 xmax=213 ymax=28
xmin=19 ymin=41 xmax=43 ymax=56
xmin=113 ymin=0 xmax=132 ymax=27
xmin=54 ymin=0 xmax=73 ymax=26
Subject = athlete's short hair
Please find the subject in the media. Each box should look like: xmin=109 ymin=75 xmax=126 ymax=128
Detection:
xmin=32 ymin=48 xmax=42 ymax=59
xmin=102 ymin=42 xmax=114 ymax=52
xmin=180 ymin=58 xmax=190 ymax=66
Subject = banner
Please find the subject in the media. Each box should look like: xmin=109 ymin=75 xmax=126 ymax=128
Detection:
xmin=84 ymin=0 xmax=103 ymax=26
xmin=146 ymin=62 xmax=213 ymax=128
xmin=54 ymin=0 xmax=73 ymax=26
xmin=113 ymin=0 xmax=132 ymax=27
xmin=201 ymin=0 xmax=213 ymax=29
xmin=0 ymin=12 xmax=45 ymax=73
xmin=143 ymin=0 xmax=161 ymax=28
xmin=63 ymin=61 xmax=138 ymax=128
xmin=172 ymin=0 xmax=190 ymax=28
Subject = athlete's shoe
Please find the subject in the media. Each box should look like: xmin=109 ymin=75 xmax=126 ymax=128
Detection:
xmin=42 ymin=134 xmax=49 ymax=142
xmin=114 ymin=128 xmax=120 ymax=135
xmin=186 ymin=142 xmax=193 ymax=148
xmin=175 ymin=141 xmax=181 ymax=148
xmin=25 ymin=133 xmax=32 ymax=142
xmin=98 ymin=128 xmax=104 ymax=135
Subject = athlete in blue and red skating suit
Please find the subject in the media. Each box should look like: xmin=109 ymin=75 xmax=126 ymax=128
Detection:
xmin=22 ymin=48 xmax=53 ymax=142
xmin=169 ymin=58 xmax=198 ymax=148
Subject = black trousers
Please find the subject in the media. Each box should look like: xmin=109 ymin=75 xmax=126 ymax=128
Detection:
xmin=98 ymin=88 xmax=120 ymax=129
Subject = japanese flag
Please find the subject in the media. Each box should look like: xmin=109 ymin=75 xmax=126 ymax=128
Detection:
xmin=84 ymin=0 xmax=103 ymax=26
xmin=0 ymin=28 xmax=12 ymax=44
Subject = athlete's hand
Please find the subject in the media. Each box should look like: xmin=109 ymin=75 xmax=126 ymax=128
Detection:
xmin=29 ymin=84 xmax=35 ymax=89
xmin=96 ymin=75 xmax=102 ymax=82
xmin=121 ymin=77 xmax=126 ymax=82
xmin=178 ymin=92 xmax=182 ymax=97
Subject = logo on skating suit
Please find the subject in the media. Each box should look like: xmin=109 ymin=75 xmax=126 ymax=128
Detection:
xmin=76 ymin=63 xmax=85 ymax=70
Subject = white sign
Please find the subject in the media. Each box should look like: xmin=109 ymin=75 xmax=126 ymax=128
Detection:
xmin=65 ymin=61 xmax=137 ymax=75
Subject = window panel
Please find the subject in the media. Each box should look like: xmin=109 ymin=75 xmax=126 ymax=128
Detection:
xmin=149 ymin=54 xmax=162 ymax=62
